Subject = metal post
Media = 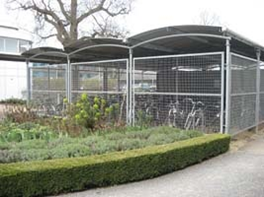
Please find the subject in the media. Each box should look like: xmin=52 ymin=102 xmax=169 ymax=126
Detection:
xmin=225 ymin=39 xmax=231 ymax=134
xmin=126 ymin=58 xmax=130 ymax=125
xmin=56 ymin=69 xmax=60 ymax=105
xmin=48 ymin=67 xmax=50 ymax=93
xmin=132 ymin=58 xmax=136 ymax=126
xmin=66 ymin=55 xmax=72 ymax=103
xmin=175 ymin=59 xmax=179 ymax=101
xmin=103 ymin=68 xmax=108 ymax=91
xmin=26 ymin=60 xmax=31 ymax=105
xmin=220 ymin=52 xmax=225 ymax=133
xmin=117 ymin=68 xmax=120 ymax=91
xmin=128 ymin=48 xmax=133 ymax=126
xmin=255 ymin=48 xmax=261 ymax=132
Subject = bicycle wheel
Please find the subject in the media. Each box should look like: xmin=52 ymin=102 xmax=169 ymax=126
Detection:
xmin=184 ymin=113 xmax=192 ymax=130
xmin=166 ymin=109 xmax=174 ymax=127
xmin=194 ymin=111 xmax=205 ymax=132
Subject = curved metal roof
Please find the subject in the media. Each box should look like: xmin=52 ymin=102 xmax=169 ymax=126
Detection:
xmin=22 ymin=47 xmax=66 ymax=63
xmin=128 ymin=25 xmax=223 ymax=44
xmin=19 ymin=25 xmax=264 ymax=63
xmin=127 ymin=25 xmax=228 ymax=57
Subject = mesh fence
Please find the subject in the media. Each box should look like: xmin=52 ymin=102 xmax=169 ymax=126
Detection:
xmin=133 ymin=53 xmax=223 ymax=133
xmin=30 ymin=65 xmax=66 ymax=115
xmin=29 ymin=53 xmax=264 ymax=134
xmin=71 ymin=60 xmax=127 ymax=122
xmin=260 ymin=64 xmax=264 ymax=123
xmin=260 ymin=93 xmax=264 ymax=123
xmin=229 ymin=54 xmax=258 ymax=134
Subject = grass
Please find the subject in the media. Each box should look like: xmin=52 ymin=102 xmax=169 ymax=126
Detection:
xmin=0 ymin=126 xmax=203 ymax=163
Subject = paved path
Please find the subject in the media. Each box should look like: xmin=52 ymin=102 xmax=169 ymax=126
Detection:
xmin=56 ymin=135 xmax=264 ymax=197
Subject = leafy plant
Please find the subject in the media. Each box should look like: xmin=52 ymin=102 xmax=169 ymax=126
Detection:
xmin=69 ymin=93 xmax=120 ymax=130
xmin=136 ymin=110 xmax=152 ymax=129
xmin=0 ymin=122 xmax=58 ymax=143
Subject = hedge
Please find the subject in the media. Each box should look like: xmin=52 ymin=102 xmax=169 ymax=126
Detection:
xmin=0 ymin=134 xmax=230 ymax=197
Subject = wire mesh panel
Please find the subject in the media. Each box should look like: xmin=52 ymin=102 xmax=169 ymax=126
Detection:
xmin=259 ymin=63 xmax=264 ymax=123
xmin=30 ymin=64 xmax=66 ymax=115
xmin=133 ymin=52 xmax=224 ymax=133
xmin=71 ymin=60 xmax=128 ymax=122
xmin=229 ymin=53 xmax=257 ymax=134
xmin=260 ymin=93 xmax=264 ymax=123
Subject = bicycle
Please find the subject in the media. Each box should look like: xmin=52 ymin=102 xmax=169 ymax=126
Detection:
xmin=184 ymin=98 xmax=205 ymax=130
xmin=35 ymin=97 xmax=66 ymax=117
xmin=145 ymin=100 xmax=160 ymax=122
xmin=166 ymin=100 xmax=185 ymax=128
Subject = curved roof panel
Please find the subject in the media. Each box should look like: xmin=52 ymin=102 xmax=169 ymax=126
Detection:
xmin=128 ymin=25 xmax=223 ymax=45
xmin=18 ymin=25 xmax=264 ymax=63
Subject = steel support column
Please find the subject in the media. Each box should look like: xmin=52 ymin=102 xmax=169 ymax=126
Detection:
xmin=132 ymin=58 xmax=136 ymax=126
xmin=220 ymin=52 xmax=225 ymax=133
xmin=255 ymin=49 xmax=261 ymax=132
xmin=127 ymin=48 xmax=133 ymax=126
xmin=225 ymin=39 xmax=231 ymax=134
xmin=66 ymin=55 xmax=72 ymax=103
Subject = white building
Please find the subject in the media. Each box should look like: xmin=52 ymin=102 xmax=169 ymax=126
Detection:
xmin=0 ymin=24 xmax=32 ymax=100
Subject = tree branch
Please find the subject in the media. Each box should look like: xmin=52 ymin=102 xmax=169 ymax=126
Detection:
xmin=77 ymin=0 xmax=106 ymax=24
xmin=6 ymin=0 xmax=132 ymax=47
xmin=39 ymin=33 xmax=57 ymax=39
xmin=102 ymin=7 xmax=128 ymax=17
xmin=56 ymin=0 xmax=70 ymax=20
xmin=31 ymin=1 xmax=70 ymax=43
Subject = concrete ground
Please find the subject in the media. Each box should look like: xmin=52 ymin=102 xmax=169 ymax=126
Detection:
xmin=54 ymin=131 xmax=264 ymax=197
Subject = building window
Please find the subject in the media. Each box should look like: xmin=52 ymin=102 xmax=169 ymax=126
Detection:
xmin=5 ymin=38 xmax=18 ymax=53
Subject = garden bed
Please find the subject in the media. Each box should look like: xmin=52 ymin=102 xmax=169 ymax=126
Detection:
xmin=0 ymin=134 xmax=230 ymax=197
xmin=0 ymin=125 xmax=203 ymax=163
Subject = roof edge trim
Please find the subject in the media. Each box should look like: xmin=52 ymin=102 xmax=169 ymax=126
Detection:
xmin=131 ymin=33 xmax=231 ymax=49
xmin=224 ymin=28 xmax=264 ymax=51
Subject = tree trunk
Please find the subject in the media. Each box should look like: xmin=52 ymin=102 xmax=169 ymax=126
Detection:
xmin=69 ymin=0 xmax=78 ymax=45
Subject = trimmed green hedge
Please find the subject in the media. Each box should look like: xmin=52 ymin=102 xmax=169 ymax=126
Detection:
xmin=0 ymin=134 xmax=230 ymax=197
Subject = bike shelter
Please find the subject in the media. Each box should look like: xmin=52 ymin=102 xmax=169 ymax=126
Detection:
xmin=21 ymin=25 xmax=264 ymax=135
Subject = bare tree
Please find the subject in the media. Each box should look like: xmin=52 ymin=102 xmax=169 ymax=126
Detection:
xmin=197 ymin=11 xmax=221 ymax=26
xmin=91 ymin=15 xmax=129 ymax=38
xmin=6 ymin=0 xmax=132 ymax=47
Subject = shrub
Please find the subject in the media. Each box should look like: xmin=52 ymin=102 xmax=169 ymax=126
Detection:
xmin=0 ymin=122 xmax=58 ymax=143
xmin=3 ymin=105 xmax=38 ymax=123
xmin=0 ymin=98 xmax=26 ymax=105
xmin=0 ymin=134 xmax=230 ymax=197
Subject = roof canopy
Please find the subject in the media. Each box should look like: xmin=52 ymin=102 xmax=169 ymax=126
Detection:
xmin=19 ymin=25 xmax=264 ymax=63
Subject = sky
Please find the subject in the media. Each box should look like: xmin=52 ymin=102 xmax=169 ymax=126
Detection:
xmin=125 ymin=0 xmax=264 ymax=45
xmin=1 ymin=0 xmax=264 ymax=47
